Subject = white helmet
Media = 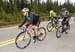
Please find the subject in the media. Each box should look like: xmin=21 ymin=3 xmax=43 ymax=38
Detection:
xmin=22 ymin=8 xmax=29 ymax=12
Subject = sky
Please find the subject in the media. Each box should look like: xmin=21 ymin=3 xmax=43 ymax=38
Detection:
xmin=4 ymin=0 xmax=75 ymax=5
xmin=41 ymin=0 xmax=75 ymax=5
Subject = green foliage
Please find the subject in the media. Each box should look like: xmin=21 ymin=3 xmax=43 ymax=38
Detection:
xmin=0 ymin=0 xmax=75 ymax=27
xmin=0 ymin=11 xmax=23 ymax=26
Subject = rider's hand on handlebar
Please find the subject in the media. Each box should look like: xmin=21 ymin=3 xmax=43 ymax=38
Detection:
xmin=18 ymin=25 xmax=26 ymax=29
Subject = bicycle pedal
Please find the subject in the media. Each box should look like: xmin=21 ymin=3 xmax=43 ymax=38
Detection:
xmin=33 ymin=37 xmax=39 ymax=43
xmin=33 ymin=40 xmax=37 ymax=43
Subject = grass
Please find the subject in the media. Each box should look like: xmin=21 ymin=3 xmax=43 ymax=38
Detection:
xmin=0 ymin=11 xmax=74 ymax=28
xmin=0 ymin=11 xmax=22 ymax=27
xmin=0 ymin=12 xmax=49 ymax=27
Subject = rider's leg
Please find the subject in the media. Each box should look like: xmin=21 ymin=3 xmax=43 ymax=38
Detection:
xmin=66 ymin=18 xmax=70 ymax=30
xmin=33 ymin=25 xmax=39 ymax=38
xmin=61 ymin=19 xmax=65 ymax=33
xmin=54 ymin=17 xmax=58 ymax=26
xmin=64 ymin=18 xmax=70 ymax=34
xmin=62 ymin=17 xmax=68 ymax=33
xmin=32 ymin=18 xmax=40 ymax=40
xmin=65 ymin=22 xmax=69 ymax=34
xmin=67 ymin=21 xmax=70 ymax=30
xmin=28 ymin=24 xmax=37 ymax=40
xmin=22 ymin=25 xmax=27 ymax=29
xmin=28 ymin=24 xmax=37 ymax=41
xmin=48 ymin=17 xmax=51 ymax=21
xmin=28 ymin=24 xmax=33 ymax=33
xmin=65 ymin=21 xmax=70 ymax=34
xmin=35 ymin=26 xmax=39 ymax=36
xmin=32 ymin=26 xmax=39 ymax=43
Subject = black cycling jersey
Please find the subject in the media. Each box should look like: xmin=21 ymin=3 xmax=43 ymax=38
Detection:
xmin=19 ymin=12 xmax=40 ymax=27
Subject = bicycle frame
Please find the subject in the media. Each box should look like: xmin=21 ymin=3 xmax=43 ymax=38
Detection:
xmin=20 ymin=27 xmax=36 ymax=36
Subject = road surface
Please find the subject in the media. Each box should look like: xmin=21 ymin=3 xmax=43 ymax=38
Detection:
xmin=0 ymin=17 xmax=75 ymax=52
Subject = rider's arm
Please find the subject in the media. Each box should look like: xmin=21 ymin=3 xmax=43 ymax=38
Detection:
xmin=66 ymin=11 xmax=70 ymax=17
xmin=59 ymin=12 xmax=62 ymax=17
xmin=48 ymin=13 xmax=52 ymax=21
xmin=19 ymin=17 xmax=26 ymax=28
xmin=59 ymin=12 xmax=64 ymax=19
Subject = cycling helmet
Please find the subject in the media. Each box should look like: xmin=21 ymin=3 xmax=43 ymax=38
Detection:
xmin=61 ymin=8 xmax=66 ymax=11
xmin=22 ymin=8 xmax=29 ymax=12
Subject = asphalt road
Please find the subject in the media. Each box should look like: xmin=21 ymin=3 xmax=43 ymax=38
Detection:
xmin=0 ymin=18 xmax=75 ymax=52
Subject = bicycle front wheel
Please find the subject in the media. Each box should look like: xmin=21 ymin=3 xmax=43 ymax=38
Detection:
xmin=56 ymin=26 xmax=63 ymax=38
xmin=15 ymin=31 xmax=31 ymax=49
xmin=47 ymin=22 xmax=53 ymax=32
xmin=37 ymin=27 xmax=47 ymax=41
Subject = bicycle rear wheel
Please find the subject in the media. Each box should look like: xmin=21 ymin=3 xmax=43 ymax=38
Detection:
xmin=15 ymin=31 xmax=31 ymax=49
xmin=56 ymin=26 xmax=63 ymax=38
xmin=37 ymin=27 xmax=47 ymax=41
xmin=47 ymin=22 xmax=53 ymax=32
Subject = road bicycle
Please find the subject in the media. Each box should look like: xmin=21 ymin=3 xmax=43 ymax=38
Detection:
xmin=56 ymin=18 xmax=70 ymax=38
xmin=15 ymin=26 xmax=47 ymax=49
xmin=47 ymin=18 xmax=59 ymax=32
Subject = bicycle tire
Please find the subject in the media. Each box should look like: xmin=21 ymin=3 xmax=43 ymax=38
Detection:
xmin=47 ymin=22 xmax=53 ymax=32
xmin=56 ymin=26 xmax=63 ymax=38
xmin=37 ymin=27 xmax=47 ymax=41
xmin=15 ymin=31 xmax=31 ymax=49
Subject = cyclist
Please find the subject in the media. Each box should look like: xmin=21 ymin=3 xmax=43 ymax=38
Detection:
xmin=19 ymin=8 xmax=40 ymax=40
xmin=60 ymin=8 xmax=70 ymax=33
xmin=48 ymin=10 xmax=58 ymax=25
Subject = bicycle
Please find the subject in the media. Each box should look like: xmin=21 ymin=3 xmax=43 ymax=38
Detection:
xmin=15 ymin=26 xmax=47 ymax=49
xmin=56 ymin=18 xmax=70 ymax=38
xmin=47 ymin=18 xmax=58 ymax=32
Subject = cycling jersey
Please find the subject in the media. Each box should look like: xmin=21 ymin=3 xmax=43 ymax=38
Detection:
xmin=26 ymin=16 xmax=31 ymax=23
xmin=19 ymin=12 xmax=40 ymax=27
xmin=60 ymin=10 xmax=70 ymax=32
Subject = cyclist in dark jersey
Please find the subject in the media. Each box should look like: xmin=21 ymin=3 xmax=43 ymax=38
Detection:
xmin=19 ymin=8 xmax=40 ymax=39
xmin=60 ymin=8 xmax=70 ymax=33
